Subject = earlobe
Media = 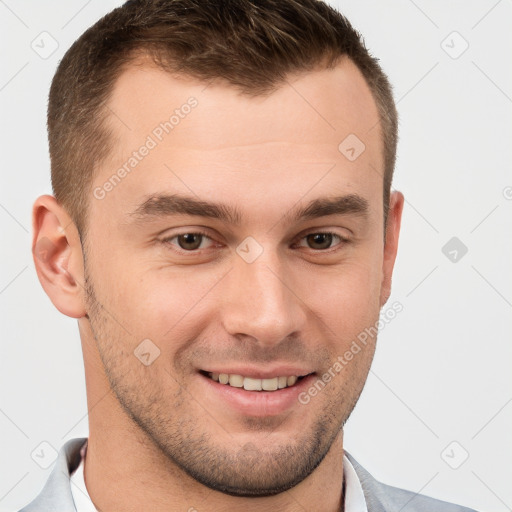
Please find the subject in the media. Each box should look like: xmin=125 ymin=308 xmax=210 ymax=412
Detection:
xmin=380 ymin=190 xmax=404 ymax=306
xmin=32 ymin=195 xmax=87 ymax=318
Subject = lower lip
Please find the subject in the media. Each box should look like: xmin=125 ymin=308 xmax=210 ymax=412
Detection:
xmin=199 ymin=373 xmax=317 ymax=417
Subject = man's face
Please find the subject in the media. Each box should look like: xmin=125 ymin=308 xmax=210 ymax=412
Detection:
xmin=81 ymin=58 xmax=397 ymax=496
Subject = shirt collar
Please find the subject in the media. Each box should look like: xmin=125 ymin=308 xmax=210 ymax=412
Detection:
xmin=343 ymin=453 xmax=369 ymax=512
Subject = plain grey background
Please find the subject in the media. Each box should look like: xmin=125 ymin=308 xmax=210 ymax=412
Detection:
xmin=1 ymin=1 xmax=511 ymax=511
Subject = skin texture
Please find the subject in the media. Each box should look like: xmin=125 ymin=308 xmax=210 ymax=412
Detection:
xmin=32 ymin=56 xmax=403 ymax=512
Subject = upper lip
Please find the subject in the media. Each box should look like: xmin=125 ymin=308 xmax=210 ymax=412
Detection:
xmin=199 ymin=366 xmax=315 ymax=379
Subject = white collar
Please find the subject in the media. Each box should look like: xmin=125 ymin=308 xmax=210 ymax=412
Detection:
xmin=343 ymin=453 xmax=369 ymax=512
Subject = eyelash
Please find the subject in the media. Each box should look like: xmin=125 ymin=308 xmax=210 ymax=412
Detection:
xmin=161 ymin=229 xmax=216 ymax=253
xmin=161 ymin=230 xmax=350 ymax=254
xmin=294 ymin=231 xmax=349 ymax=249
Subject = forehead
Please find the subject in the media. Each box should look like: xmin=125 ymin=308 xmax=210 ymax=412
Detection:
xmin=107 ymin=57 xmax=381 ymax=148
xmin=92 ymin=58 xmax=383 ymax=223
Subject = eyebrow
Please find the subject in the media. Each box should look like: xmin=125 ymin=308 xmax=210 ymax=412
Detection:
xmin=130 ymin=194 xmax=242 ymax=224
xmin=129 ymin=193 xmax=369 ymax=225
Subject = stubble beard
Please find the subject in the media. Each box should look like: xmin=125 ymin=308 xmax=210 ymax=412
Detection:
xmin=83 ymin=266 xmax=366 ymax=497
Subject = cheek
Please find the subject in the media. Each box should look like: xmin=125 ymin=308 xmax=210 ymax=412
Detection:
xmin=298 ymin=256 xmax=383 ymax=334
xmin=98 ymin=264 xmax=226 ymax=343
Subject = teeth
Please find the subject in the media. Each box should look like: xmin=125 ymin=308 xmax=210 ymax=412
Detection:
xmin=209 ymin=372 xmax=305 ymax=391
xmin=287 ymin=375 xmax=297 ymax=386
xmin=244 ymin=377 xmax=262 ymax=391
xmin=278 ymin=376 xmax=288 ymax=389
xmin=228 ymin=374 xmax=244 ymax=387
xmin=262 ymin=377 xmax=278 ymax=391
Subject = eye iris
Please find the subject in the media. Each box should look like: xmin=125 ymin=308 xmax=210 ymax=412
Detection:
xmin=307 ymin=233 xmax=332 ymax=250
xmin=178 ymin=233 xmax=202 ymax=250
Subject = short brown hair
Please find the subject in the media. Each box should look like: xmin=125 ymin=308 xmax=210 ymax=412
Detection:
xmin=48 ymin=0 xmax=398 ymax=235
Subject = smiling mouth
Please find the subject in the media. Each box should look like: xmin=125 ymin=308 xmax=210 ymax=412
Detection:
xmin=200 ymin=370 xmax=312 ymax=391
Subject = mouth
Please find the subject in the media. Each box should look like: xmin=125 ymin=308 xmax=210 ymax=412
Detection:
xmin=199 ymin=370 xmax=311 ymax=391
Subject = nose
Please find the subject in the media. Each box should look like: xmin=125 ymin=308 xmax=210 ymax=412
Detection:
xmin=219 ymin=249 xmax=307 ymax=347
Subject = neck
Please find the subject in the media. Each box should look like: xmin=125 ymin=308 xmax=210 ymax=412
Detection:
xmin=84 ymin=426 xmax=344 ymax=512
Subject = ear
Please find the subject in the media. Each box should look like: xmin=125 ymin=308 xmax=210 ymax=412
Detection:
xmin=380 ymin=190 xmax=404 ymax=306
xmin=32 ymin=195 xmax=87 ymax=318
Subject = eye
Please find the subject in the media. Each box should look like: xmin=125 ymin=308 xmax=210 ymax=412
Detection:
xmin=163 ymin=232 xmax=214 ymax=251
xmin=297 ymin=232 xmax=346 ymax=250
